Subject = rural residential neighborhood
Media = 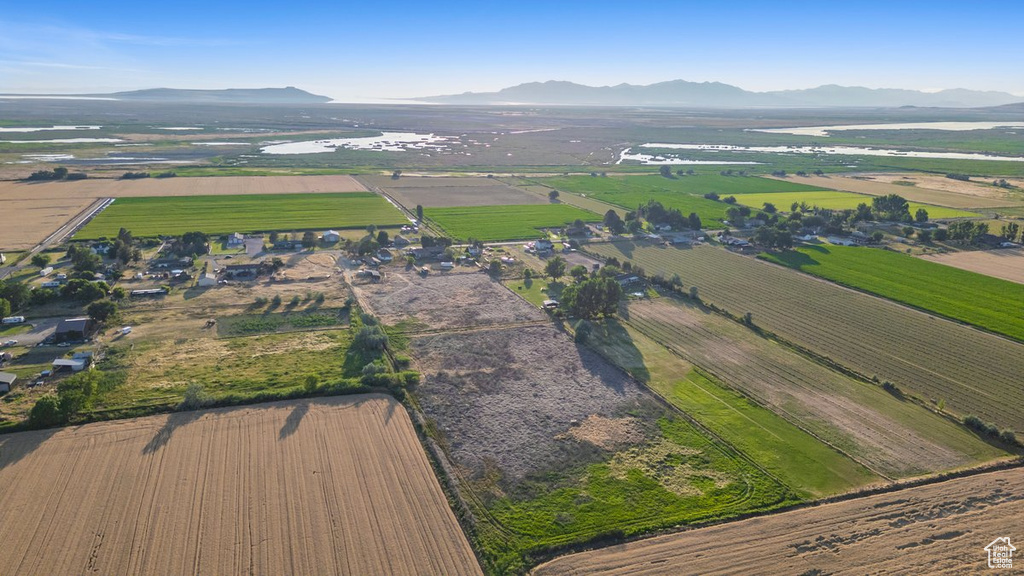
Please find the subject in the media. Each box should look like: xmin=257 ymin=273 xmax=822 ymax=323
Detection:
xmin=1 ymin=1 xmax=1023 ymax=575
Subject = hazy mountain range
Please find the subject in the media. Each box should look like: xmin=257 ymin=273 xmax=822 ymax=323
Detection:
xmin=418 ymin=80 xmax=1023 ymax=108
xmin=0 ymin=87 xmax=332 ymax=104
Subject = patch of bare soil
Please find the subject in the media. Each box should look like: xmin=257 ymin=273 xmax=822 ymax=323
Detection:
xmin=774 ymin=173 xmax=1022 ymax=208
xmin=920 ymin=248 xmax=1024 ymax=285
xmin=352 ymin=268 xmax=544 ymax=330
xmin=0 ymin=174 xmax=366 ymax=199
xmin=556 ymin=415 xmax=646 ymax=451
xmin=410 ymin=325 xmax=652 ymax=480
xmin=0 ymin=395 xmax=482 ymax=576
xmin=534 ymin=467 xmax=1024 ymax=575
xmin=361 ymin=175 xmax=544 ymax=208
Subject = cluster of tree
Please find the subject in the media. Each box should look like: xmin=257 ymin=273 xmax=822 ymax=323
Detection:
xmin=770 ymin=170 xmax=787 ymax=177
xmin=29 ymin=371 xmax=113 ymax=428
xmin=171 ymin=231 xmax=210 ymax=257
xmin=66 ymin=243 xmax=103 ymax=273
xmin=993 ymin=179 xmax=1016 ymax=189
xmin=560 ymin=276 xmax=623 ymax=319
xmin=718 ymin=169 xmax=748 ymax=177
xmin=603 ymin=210 xmax=625 ymax=235
xmin=945 ymin=173 xmax=971 ymax=182
xmin=120 ymin=171 xmax=151 ymax=179
xmin=870 ymin=194 xmax=913 ymax=222
xmin=110 ymin=228 xmax=143 ymax=265
xmin=963 ymin=415 xmax=1018 ymax=446
xmin=420 ymin=235 xmax=452 ymax=249
xmin=635 ymin=200 xmax=702 ymax=230
xmin=947 ymin=221 xmax=990 ymax=243
xmin=753 ymin=225 xmax=794 ymax=249
xmin=25 ymin=166 xmax=86 ymax=181
xmin=1000 ymin=222 xmax=1021 ymax=242
xmin=675 ymin=169 xmax=695 ymax=177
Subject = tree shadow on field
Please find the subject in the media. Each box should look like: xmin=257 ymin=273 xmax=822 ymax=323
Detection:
xmin=279 ymin=402 xmax=309 ymax=440
xmin=142 ymin=410 xmax=201 ymax=455
xmin=0 ymin=427 xmax=59 ymax=471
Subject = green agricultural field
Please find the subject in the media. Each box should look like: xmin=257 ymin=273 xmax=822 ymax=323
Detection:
xmin=76 ymin=192 xmax=406 ymax=239
xmin=425 ymin=204 xmax=599 ymax=241
xmin=587 ymin=241 xmax=1024 ymax=434
xmin=539 ymin=174 xmax=818 ymax=227
xmin=581 ymin=319 xmax=879 ymax=497
xmin=761 ymin=245 xmax=1024 ymax=341
xmin=734 ymin=190 xmax=978 ymax=218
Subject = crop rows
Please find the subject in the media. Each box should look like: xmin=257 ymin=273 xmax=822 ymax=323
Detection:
xmin=624 ymin=299 xmax=1002 ymax=478
xmin=589 ymin=241 xmax=1024 ymax=432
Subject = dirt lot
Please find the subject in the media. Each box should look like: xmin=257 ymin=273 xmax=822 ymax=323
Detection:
xmin=411 ymin=325 xmax=651 ymax=480
xmin=535 ymin=466 xmax=1024 ymax=575
xmin=361 ymin=175 xmax=544 ymax=207
xmin=773 ymin=173 xmax=1022 ymax=208
xmin=350 ymin=267 xmax=545 ymax=330
xmin=0 ymin=395 xmax=481 ymax=576
xmin=920 ymin=248 xmax=1024 ymax=285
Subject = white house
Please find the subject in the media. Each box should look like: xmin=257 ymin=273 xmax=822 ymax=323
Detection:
xmin=227 ymin=232 xmax=246 ymax=247
xmin=534 ymin=239 xmax=554 ymax=252
xmin=322 ymin=230 xmax=341 ymax=243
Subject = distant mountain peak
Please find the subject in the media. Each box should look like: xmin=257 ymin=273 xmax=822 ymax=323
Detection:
xmin=418 ymin=80 xmax=1022 ymax=108
xmin=102 ymin=87 xmax=332 ymax=104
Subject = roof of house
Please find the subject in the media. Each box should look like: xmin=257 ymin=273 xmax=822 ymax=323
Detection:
xmin=0 ymin=372 xmax=16 ymax=385
xmin=52 ymin=358 xmax=86 ymax=368
xmin=56 ymin=317 xmax=92 ymax=334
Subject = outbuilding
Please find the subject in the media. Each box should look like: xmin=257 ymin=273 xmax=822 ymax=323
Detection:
xmin=53 ymin=317 xmax=96 ymax=343
xmin=52 ymin=358 xmax=87 ymax=373
xmin=322 ymin=230 xmax=341 ymax=243
xmin=196 ymin=272 xmax=218 ymax=287
xmin=0 ymin=372 xmax=15 ymax=393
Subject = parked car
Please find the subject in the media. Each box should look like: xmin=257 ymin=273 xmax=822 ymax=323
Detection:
xmin=2 ymin=340 xmax=17 ymax=347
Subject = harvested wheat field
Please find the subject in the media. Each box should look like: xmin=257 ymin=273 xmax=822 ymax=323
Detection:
xmin=0 ymin=395 xmax=481 ymax=576
xmin=0 ymin=196 xmax=96 ymax=249
xmin=351 ymin=268 xmax=544 ymax=330
xmin=0 ymin=174 xmax=366 ymax=199
xmin=361 ymin=175 xmax=544 ymax=207
xmin=535 ymin=466 xmax=1024 ymax=575
xmin=920 ymin=248 xmax=1024 ymax=285
xmin=770 ymin=174 xmax=1021 ymax=209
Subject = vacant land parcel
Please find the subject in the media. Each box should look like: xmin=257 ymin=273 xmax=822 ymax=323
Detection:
xmin=0 ymin=174 xmax=367 ymax=198
xmin=76 ymin=192 xmax=406 ymax=238
xmin=771 ymin=174 xmax=1024 ymax=209
xmin=588 ymin=241 xmax=1024 ymax=432
xmin=536 ymin=466 xmax=1024 ymax=575
xmin=411 ymin=325 xmax=792 ymax=571
xmin=761 ymin=245 xmax=1024 ymax=341
xmin=0 ymin=396 xmax=481 ymax=576
xmin=920 ymin=248 xmax=1024 ymax=285
xmin=425 ymin=204 xmax=598 ymax=241
xmin=0 ymin=196 xmax=96 ymax=250
xmin=362 ymin=175 xmax=544 ymax=207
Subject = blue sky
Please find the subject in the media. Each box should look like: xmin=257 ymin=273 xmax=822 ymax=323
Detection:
xmin=2 ymin=1 xmax=1023 ymax=101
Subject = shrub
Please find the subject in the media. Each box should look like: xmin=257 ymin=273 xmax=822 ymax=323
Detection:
xmin=1000 ymin=430 xmax=1017 ymax=445
xmin=304 ymin=374 xmax=319 ymax=393
xmin=29 ymin=396 xmax=64 ymax=428
xmin=180 ymin=383 xmax=211 ymax=410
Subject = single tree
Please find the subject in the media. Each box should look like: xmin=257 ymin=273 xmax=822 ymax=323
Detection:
xmin=603 ymin=210 xmax=625 ymax=235
xmin=87 ymin=300 xmax=118 ymax=322
xmin=416 ymin=204 xmax=424 ymax=221
xmin=548 ymin=189 xmax=560 ymax=202
xmin=376 ymin=230 xmax=389 ymax=246
xmin=0 ymin=297 xmax=10 ymax=319
xmin=302 ymin=230 xmax=317 ymax=249
xmin=31 ymin=254 xmax=51 ymax=269
xmin=569 ymin=264 xmax=589 ymax=282
xmin=915 ymin=208 xmax=929 ymax=223
xmin=545 ymin=256 xmax=567 ymax=281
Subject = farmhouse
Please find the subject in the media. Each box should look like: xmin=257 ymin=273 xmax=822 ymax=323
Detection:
xmin=322 ymin=230 xmax=341 ymax=243
xmin=227 ymin=232 xmax=246 ymax=247
xmin=535 ymin=239 xmax=554 ymax=252
xmin=0 ymin=372 xmax=15 ymax=393
xmin=615 ymin=273 xmax=642 ymax=288
xmin=274 ymin=239 xmax=304 ymax=250
xmin=410 ymin=246 xmax=444 ymax=260
xmin=53 ymin=317 xmax=96 ymax=344
xmin=393 ymin=234 xmax=411 ymax=247
xmin=150 ymin=256 xmax=194 ymax=270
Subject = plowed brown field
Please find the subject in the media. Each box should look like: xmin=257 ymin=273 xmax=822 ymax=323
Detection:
xmin=920 ymin=248 xmax=1024 ymax=285
xmin=0 ymin=395 xmax=481 ymax=576
xmin=535 ymin=466 xmax=1024 ymax=575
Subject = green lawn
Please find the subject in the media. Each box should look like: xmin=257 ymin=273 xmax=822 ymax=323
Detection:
xmin=761 ymin=245 xmax=1024 ymax=342
xmin=425 ymin=204 xmax=599 ymax=241
xmin=582 ymin=319 xmax=879 ymax=498
xmin=735 ymin=190 xmax=978 ymax=219
xmin=505 ymin=278 xmax=565 ymax=307
xmin=76 ymin=192 xmax=407 ymax=239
